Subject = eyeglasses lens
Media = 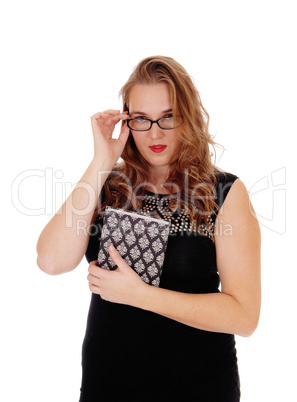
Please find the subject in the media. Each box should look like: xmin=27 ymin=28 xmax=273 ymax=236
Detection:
xmin=159 ymin=117 xmax=174 ymax=129
xmin=128 ymin=117 xmax=177 ymax=131
xmin=129 ymin=119 xmax=151 ymax=131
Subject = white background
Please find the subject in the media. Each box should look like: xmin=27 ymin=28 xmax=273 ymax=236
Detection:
xmin=1 ymin=0 xmax=296 ymax=401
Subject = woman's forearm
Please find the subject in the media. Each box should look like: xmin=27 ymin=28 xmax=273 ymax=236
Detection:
xmin=36 ymin=158 xmax=113 ymax=275
xmin=139 ymin=286 xmax=258 ymax=337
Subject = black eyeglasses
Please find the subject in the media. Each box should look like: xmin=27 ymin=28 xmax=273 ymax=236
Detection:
xmin=126 ymin=115 xmax=182 ymax=132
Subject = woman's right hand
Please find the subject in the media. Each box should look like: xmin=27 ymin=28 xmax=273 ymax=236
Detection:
xmin=90 ymin=109 xmax=130 ymax=166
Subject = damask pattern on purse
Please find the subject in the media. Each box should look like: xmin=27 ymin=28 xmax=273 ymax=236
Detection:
xmin=97 ymin=206 xmax=170 ymax=287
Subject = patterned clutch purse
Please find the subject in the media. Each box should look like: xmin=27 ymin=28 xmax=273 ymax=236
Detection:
xmin=97 ymin=206 xmax=170 ymax=287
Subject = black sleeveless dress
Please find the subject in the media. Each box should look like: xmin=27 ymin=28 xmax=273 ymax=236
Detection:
xmin=79 ymin=171 xmax=241 ymax=402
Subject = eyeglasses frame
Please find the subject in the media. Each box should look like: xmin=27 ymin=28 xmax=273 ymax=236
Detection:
xmin=126 ymin=116 xmax=181 ymax=132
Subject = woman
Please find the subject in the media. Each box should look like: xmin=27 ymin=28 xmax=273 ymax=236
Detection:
xmin=37 ymin=56 xmax=261 ymax=401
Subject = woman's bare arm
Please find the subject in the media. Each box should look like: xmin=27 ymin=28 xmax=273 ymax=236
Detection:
xmin=36 ymin=159 xmax=112 ymax=275
xmin=36 ymin=110 xmax=130 ymax=275
xmin=138 ymin=179 xmax=261 ymax=336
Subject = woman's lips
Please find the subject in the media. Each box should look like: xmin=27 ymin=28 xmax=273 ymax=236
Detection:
xmin=149 ymin=145 xmax=167 ymax=153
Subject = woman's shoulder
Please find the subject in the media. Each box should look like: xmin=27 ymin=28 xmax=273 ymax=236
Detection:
xmin=214 ymin=168 xmax=239 ymax=185
xmin=213 ymin=169 xmax=240 ymax=210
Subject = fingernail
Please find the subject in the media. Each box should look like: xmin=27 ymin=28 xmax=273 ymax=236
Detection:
xmin=109 ymin=244 xmax=115 ymax=252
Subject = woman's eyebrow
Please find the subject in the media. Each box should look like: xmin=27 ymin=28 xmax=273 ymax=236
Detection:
xmin=129 ymin=111 xmax=146 ymax=117
xmin=130 ymin=108 xmax=173 ymax=117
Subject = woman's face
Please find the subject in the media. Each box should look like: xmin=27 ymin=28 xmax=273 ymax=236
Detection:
xmin=127 ymin=83 xmax=182 ymax=178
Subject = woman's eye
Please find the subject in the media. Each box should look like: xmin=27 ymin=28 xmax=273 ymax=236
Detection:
xmin=134 ymin=116 xmax=147 ymax=122
xmin=164 ymin=114 xmax=173 ymax=119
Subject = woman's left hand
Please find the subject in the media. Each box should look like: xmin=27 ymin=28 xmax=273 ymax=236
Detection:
xmin=87 ymin=245 xmax=148 ymax=306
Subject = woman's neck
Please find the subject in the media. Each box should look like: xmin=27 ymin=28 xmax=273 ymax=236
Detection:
xmin=147 ymin=174 xmax=172 ymax=194
xmin=147 ymin=165 xmax=172 ymax=192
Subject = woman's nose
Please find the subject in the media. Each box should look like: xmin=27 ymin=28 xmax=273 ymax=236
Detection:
xmin=148 ymin=122 xmax=163 ymax=140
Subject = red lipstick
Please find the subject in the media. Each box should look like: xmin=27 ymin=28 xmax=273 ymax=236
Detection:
xmin=149 ymin=145 xmax=167 ymax=153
